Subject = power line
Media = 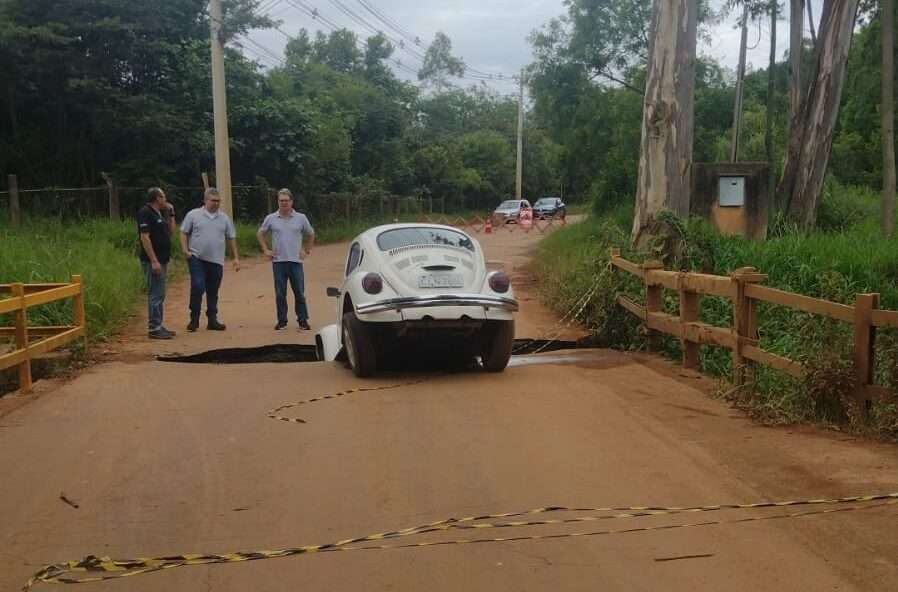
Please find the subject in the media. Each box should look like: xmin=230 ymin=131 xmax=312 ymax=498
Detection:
xmin=248 ymin=0 xmax=518 ymax=88
xmin=292 ymin=0 xmax=513 ymax=83
xmin=355 ymin=0 xmax=420 ymax=46
xmin=351 ymin=0 xmax=511 ymax=79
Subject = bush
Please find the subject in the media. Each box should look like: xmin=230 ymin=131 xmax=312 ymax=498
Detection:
xmin=533 ymin=205 xmax=898 ymax=439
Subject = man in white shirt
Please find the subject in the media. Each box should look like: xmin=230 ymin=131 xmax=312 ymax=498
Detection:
xmin=179 ymin=188 xmax=241 ymax=332
xmin=257 ymin=188 xmax=315 ymax=330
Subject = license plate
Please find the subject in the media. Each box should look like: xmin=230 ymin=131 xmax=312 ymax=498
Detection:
xmin=418 ymin=274 xmax=464 ymax=289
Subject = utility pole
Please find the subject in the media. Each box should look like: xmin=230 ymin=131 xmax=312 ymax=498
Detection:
xmin=516 ymin=69 xmax=524 ymax=199
xmin=210 ymin=0 xmax=234 ymax=218
xmin=731 ymin=3 xmax=749 ymax=162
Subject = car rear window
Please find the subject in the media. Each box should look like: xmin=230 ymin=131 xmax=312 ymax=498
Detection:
xmin=377 ymin=227 xmax=475 ymax=252
xmin=535 ymin=199 xmax=555 ymax=206
xmin=498 ymin=200 xmax=519 ymax=208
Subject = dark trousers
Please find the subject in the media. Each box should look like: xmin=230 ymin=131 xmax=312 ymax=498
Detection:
xmin=188 ymin=257 xmax=223 ymax=321
xmin=141 ymin=261 xmax=167 ymax=332
xmin=273 ymin=261 xmax=309 ymax=323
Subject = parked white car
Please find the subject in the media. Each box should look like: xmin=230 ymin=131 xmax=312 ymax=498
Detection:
xmin=315 ymin=223 xmax=518 ymax=377
xmin=493 ymin=199 xmax=532 ymax=223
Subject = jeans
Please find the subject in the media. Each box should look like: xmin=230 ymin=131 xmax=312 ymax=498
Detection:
xmin=187 ymin=256 xmax=224 ymax=321
xmin=273 ymin=262 xmax=309 ymax=323
xmin=141 ymin=261 xmax=167 ymax=332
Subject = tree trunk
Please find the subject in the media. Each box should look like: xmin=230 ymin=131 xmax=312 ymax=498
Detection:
xmin=883 ymin=0 xmax=896 ymax=237
xmin=779 ymin=0 xmax=859 ymax=228
xmin=789 ymin=0 xmax=805 ymax=127
xmin=731 ymin=4 xmax=750 ymax=163
xmin=808 ymin=0 xmax=817 ymax=45
xmin=631 ymin=0 xmax=698 ymax=246
xmin=766 ymin=2 xmax=778 ymax=202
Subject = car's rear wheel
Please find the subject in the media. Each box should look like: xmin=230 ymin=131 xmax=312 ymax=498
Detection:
xmin=342 ymin=312 xmax=377 ymax=377
xmin=480 ymin=320 xmax=515 ymax=372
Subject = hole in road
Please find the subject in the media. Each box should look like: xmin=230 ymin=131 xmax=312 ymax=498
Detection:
xmin=158 ymin=344 xmax=318 ymax=364
xmin=511 ymin=338 xmax=596 ymax=355
xmin=155 ymin=339 xmax=599 ymax=365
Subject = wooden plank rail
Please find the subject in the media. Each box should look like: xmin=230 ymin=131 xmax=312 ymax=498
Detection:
xmin=0 ymin=276 xmax=86 ymax=393
xmin=609 ymin=249 xmax=894 ymax=415
xmin=745 ymin=284 xmax=855 ymax=322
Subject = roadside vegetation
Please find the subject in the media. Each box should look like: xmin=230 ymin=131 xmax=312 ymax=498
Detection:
xmin=534 ymin=184 xmax=898 ymax=439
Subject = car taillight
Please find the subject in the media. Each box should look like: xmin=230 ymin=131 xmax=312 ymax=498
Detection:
xmin=488 ymin=271 xmax=510 ymax=293
xmin=362 ymin=273 xmax=383 ymax=294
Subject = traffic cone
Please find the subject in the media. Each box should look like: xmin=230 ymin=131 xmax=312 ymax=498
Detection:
xmin=485 ymin=216 xmax=493 ymax=234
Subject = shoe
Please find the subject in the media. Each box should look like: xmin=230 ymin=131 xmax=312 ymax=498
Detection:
xmin=207 ymin=319 xmax=227 ymax=331
xmin=274 ymin=321 xmax=287 ymax=330
xmin=148 ymin=330 xmax=173 ymax=340
xmin=298 ymin=319 xmax=311 ymax=330
xmin=187 ymin=318 xmax=199 ymax=332
xmin=160 ymin=327 xmax=177 ymax=337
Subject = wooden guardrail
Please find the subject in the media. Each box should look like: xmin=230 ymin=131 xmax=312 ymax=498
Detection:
xmin=609 ymin=249 xmax=893 ymax=413
xmin=0 ymin=276 xmax=86 ymax=393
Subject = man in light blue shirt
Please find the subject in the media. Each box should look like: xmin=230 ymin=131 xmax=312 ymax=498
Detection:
xmin=257 ymin=188 xmax=315 ymax=330
xmin=179 ymin=188 xmax=241 ymax=332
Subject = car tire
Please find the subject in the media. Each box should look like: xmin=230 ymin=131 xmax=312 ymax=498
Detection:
xmin=342 ymin=312 xmax=377 ymax=377
xmin=481 ymin=320 xmax=515 ymax=372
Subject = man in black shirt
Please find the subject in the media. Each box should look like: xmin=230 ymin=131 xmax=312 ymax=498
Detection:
xmin=138 ymin=187 xmax=177 ymax=339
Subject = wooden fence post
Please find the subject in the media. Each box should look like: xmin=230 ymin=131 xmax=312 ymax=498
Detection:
xmin=678 ymin=274 xmax=701 ymax=370
xmin=8 ymin=174 xmax=20 ymax=227
xmin=12 ymin=283 xmax=31 ymax=393
xmin=100 ymin=172 xmax=120 ymax=221
xmin=731 ymin=267 xmax=765 ymax=388
xmin=853 ymin=293 xmax=879 ymax=418
xmin=642 ymin=260 xmax=665 ymax=352
xmin=72 ymin=275 xmax=87 ymax=349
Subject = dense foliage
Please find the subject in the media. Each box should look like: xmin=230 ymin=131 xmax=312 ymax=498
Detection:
xmin=526 ymin=0 xmax=896 ymax=211
xmin=0 ymin=0 xmax=562 ymax=215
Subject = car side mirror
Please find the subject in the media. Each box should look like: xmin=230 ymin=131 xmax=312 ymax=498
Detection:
xmin=326 ymin=287 xmax=341 ymax=298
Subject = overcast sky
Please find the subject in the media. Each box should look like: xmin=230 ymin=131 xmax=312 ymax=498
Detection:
xmin=246 ymin=0 xmax=822 ymax=92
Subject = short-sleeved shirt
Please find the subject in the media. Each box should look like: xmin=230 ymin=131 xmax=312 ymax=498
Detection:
xmin=180 ymin=207 xmax=236 ymax=266
xmin=137 ymin=204 xmax=172 ymax=264
xmin=258 ymin=210 xmax=314 ymax=263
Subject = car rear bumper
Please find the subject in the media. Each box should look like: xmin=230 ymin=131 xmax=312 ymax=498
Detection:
xmin=356 ymin=294 xmax=519 ymax=315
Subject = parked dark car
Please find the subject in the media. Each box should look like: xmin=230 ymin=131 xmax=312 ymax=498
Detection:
xmin=532 ymin=197 xmax=566 ymax=220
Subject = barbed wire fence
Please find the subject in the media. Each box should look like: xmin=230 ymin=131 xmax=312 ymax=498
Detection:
xmin=0 ymin=175 xmax=451 ymax=227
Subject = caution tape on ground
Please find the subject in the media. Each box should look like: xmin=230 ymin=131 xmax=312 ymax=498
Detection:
xmin=266 ymin=378 xmax=430 ymax=424
xmin=24 ymin=493 xmax=898 ymax=589
xmin=512 ymin=275 xmax=603 ymax=355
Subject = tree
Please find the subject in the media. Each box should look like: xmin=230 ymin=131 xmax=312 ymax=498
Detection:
xmin=631 ymin=0 xmax=699 ymax=245
xmin=779 ymin=0 xmax=860 ymax=226
xmin=883 ymin=0 xmax=896 ymax=236
xmin=789 ymin=0 xmax=805 ymax=124
xmin=766 ymin=2 xmax=779 ymax=201
xmin=313 ymin=29 xmax=362 ymax=74
xmin=418 ymin=32 xmax=465 ymax=92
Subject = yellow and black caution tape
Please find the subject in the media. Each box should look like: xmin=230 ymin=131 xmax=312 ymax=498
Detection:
xmin=24 ymin=492 xmax=898 ymax=590
xmin=267 ymin=377 xmax=430 ymax=424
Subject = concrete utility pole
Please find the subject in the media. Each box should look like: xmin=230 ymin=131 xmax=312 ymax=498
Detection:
xmin=731 ymin=3 xmax=749 ymax=162
xmin=516 ymin=69 xmax=524 ymax=199
xmin=210 ymin=0 xmax=234 ymax=218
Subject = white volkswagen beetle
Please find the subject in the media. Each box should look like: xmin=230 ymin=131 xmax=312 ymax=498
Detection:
xmin=315 ymin=223 xmax=518 ymax=377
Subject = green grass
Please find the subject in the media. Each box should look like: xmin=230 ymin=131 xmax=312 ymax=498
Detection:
xmin=533 ymin=184 xmax=898 ymax=438
xmin=1 ymin=219 xmax=145 ymax=340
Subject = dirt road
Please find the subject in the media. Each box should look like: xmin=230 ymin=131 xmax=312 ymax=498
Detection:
xmin=2 ymin=222 xmax=898 ymax=591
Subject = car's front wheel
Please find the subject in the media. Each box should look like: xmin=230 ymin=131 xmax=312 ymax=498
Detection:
xmin=342 ymin=312 xmax=377 ymax=377
xmin=480 ymin=320 xmax=515 ymax=372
